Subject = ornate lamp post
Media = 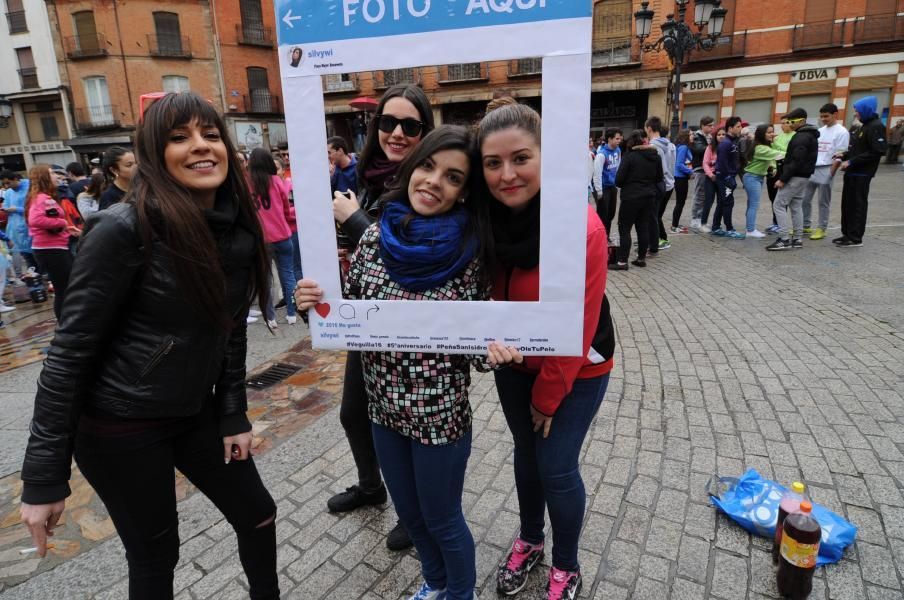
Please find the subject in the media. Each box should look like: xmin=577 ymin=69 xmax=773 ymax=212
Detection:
xmin=634 ymin=0 xmax=728 ymax=138
xmin=0 ymin=96 xmax=13 ymax=129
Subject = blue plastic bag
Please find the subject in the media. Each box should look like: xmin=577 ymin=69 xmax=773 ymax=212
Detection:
xmin=708 ymin=469 xmax=857 ymax=566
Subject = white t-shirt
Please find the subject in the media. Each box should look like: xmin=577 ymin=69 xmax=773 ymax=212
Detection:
xmin=816 ymin=123 xmax=850 ymax=167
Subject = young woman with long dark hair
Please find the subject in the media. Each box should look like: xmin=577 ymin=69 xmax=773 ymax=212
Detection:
xmin=20 ymin=93 xmax=279 ymax=600
xmin=476 ymin=100 xmax=615 ymax=600
xmin=248 ymin=147 xmax=298 ymax=327
xmin=25 ymin=164 xmax=76 ymax=317
xmin=700 ymin=126 xmax=725 ymax=233
xmin=326 ymin=84 xmax=435 ymax=550
xmin=98 ymin=146 xmax=136 ymax=210
xmin=76 ymin=172 xmax=105 ymax=219
xmin=742 ymin=124 xmax=784 ymax=238
xmin=611 ymin=129 xmax=662 ymax=270
xmin=296 ymin=126 xmax=519 ymax=600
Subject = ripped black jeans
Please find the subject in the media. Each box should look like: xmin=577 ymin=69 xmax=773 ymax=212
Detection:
xmin=75 ymin=408 xmax=279 ymax=600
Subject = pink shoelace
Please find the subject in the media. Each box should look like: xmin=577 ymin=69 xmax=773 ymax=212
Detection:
xmin=506 ymin=538 xmax=540 ymax=571
xmin=547 ymin=567 xmax=575 ymax=599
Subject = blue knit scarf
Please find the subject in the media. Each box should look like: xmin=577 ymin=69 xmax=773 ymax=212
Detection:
xmin=379 ymin=200 xmax=476 ymax=292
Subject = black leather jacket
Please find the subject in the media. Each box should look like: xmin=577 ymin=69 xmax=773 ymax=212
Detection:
xmin=22 ymin=199 xmax=258 ymax=504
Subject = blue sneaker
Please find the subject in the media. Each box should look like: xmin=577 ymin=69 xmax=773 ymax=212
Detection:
xmin=410 ymin=582 xmax=447 ymax=600
xmin=711 ymin=228 xmax=727 ymax=236
xmin=726 ymin=230 xmax=745 ymax=239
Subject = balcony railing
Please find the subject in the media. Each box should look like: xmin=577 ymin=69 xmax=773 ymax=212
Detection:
xmin=852 ymin=13 xmax=904 ymax=45
xmin=147 ymin=34 xmax=192 ymax=58
xmin=438 ymin=63 xmax=488 ymax=83
xmin=689 ymin=31 xmax=746 ymax=62
xmin=373 ymin=68 xmax=420 ymax=89
xmin=244 ymin=91 xmax=281 ymax=114
xmin=6 ymin=10 xmax=27 ymax=33
xmin=236 ymin=24 xmax=274 ymax=47
xmin=508 ymin=58 xmax=543 ymax=77
xmin=76 ymin=105 xmax=120 ymax=130
xmin=592 ymin=38 xmax=639 ymax=68
xmin=63 ymin=34 xmax=109 ymax=59
xmin=792 ymin=20 xmax=845 ymax=50
xmin=18 ymin=67 xmax=38 ymax=90
xmin=323 ymin=73 xmax=359 ymax=94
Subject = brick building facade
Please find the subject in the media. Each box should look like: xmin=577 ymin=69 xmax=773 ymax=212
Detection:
xmin=44 ymin=0 xmax=221 ymax=161
xmin=209 ymin=0 xmax=286 ymax=153
xmin=680 ymin=0 xmax=904 ymax=130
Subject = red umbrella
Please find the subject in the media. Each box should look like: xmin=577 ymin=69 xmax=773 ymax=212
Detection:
xmin=349 ymin=96 xmax=379 ymax=111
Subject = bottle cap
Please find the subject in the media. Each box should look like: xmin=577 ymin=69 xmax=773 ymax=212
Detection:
xmin=800 ymin=501 xmax=812 ymax=513
xmin=792 ymin=482 xmax=806 ymax=494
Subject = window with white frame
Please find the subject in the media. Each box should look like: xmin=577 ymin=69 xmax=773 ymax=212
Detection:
xmin=83 ymin=76 xmax=114 ymax=125
xmin=162 ymin=76 xmax=190 ymax=93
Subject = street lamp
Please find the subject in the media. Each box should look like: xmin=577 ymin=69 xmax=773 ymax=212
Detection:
xmin=0 ymin=96 xmax=12 ymax=129
xmin=634 ymin=0 xmax=729 ymax=138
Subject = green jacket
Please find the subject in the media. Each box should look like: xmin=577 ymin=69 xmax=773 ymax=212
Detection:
xmin=744 ymin=145 xmax=784 ymax=176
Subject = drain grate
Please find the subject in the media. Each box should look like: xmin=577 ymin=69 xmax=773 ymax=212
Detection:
xmin=245 ymin=363 xmax=302 ymax=389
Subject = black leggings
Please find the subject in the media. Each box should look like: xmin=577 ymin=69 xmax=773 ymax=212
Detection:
xmin=672 ymin=177 xmax=689 ymax=228
xmin=618 ymin=196 xmax=653 ymax=262
xmin=767 ymin=171 xmax=779 ymax=226
xmin=340 ymin=351 xmax=383 ymax=490
xmin=595 ymin=187 xmax=618 ymax=241
xmin=75 ymin=414 xmax=279 ymax=600
xmin=33 ymin=248 xmax=73 ymax=319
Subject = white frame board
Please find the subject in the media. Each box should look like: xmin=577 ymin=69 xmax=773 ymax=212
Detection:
xmin=275 ymin=0 xmax=592 ymax=356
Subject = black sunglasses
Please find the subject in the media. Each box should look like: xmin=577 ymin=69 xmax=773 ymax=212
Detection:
xmin=375 ymin=114 xmax=424 ymax=137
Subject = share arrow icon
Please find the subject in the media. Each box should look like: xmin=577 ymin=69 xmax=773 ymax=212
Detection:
xmin=283 ymin=9 xmax=302 ymax=28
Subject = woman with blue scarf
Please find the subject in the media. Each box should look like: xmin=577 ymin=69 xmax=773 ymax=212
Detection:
xmin=296 ymin=126 xmax=521 ymax=600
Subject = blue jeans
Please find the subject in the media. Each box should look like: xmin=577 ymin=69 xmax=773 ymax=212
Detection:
xmin=494 ymin=370 xmax=610 ymax=571
xmin=371 ymin=424 xmax=475 ymax=600
xmin=290 ymin=231 xmax=303 ymax=284
xmin=742 ymin=173 xmax=764 ymax=232
xmin=264 ymin=238 xmax=297 ymax=320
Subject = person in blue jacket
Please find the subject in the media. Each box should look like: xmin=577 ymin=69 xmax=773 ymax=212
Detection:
xmin=671 ymin=130 xmax=694 ymax=233
xmin=592 ymin=127 xmax=622 ymax=242
xmin=712 ymin=117 xmax=745 ymax=239
xmin=0 ymin=171 xmax=36 ymax=273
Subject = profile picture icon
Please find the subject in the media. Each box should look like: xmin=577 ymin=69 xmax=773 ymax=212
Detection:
xmin=289 ymin=47 xmax=303 ymax=68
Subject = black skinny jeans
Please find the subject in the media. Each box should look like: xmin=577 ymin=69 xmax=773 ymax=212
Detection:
xmin=75 ymin=412 xmax=279 ymax=600
xmin=672 ymin=177 xmax=689 ymax=228
xmin=595 ymin=187 xmax=618 ymax=241
xmin=656 ymin=188 xmax=672 ymax=241
xmin=618 ymin=196 xmax=653 ymax=262
xmin=32 ymin=248 xmax=73 ymax=319
xmin=340 ymin=351 xmax=383 ymax=490
xmin=767 ymin=171 xmax=780 ymax=226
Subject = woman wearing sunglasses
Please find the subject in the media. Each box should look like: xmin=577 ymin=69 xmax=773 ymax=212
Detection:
xmin=327 ymin=84 xmax=435 ymax=551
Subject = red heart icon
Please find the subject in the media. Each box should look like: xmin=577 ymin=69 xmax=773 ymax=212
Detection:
xmin=314 ymin=303 xmax=331 ymax=318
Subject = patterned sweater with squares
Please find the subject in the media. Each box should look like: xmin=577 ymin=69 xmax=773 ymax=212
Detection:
xmin=344 ymin=223 xmax=490 ymax=446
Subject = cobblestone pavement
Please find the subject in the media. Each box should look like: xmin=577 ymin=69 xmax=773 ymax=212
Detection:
xmin=1 ymin=168 xmax=903 ymax=598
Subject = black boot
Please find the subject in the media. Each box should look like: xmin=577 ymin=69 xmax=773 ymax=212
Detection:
xmin=386 ymin=520 xmax=413 ymax=551
xmin=326 ymin=484 xmax=387 ymax=513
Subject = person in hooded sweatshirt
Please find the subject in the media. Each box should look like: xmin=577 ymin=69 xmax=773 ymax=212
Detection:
xmin=646 ymin=118 xmax=675 ymax=252
xmin=766 ymin=108 xmax=819 ymax=251
xmin=612 ymin=129 xmax=662 ymax=270
xmin=836 ymin=96 xmax=887 ymax=247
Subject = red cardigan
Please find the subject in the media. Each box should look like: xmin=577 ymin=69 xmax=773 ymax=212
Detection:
xmin=492 ymin=205 xmax=614 ymax=416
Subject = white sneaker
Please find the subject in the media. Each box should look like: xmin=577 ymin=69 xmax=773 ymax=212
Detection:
xmin=249 ymin=309 xmax=262 ymax=317
xmin=246 ymin=315 xmax=259 ymax=324
xmin=286 ymin=315 xmax=297 ymax=325
xmin=0 ymin=303 xmax=15 ymax=313
xmin=266 ymin=319 xmax=278 ymax=329
xmin=747 ymin=229 xmax=766 ymax=238
xmin=690 ymin=218 xmax=701 ymax=230
xmin=699 ymin=224 xmax=711 ymax=233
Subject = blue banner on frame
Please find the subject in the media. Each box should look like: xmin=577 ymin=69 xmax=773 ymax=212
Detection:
xmin=274 ymin=0 xmax=591 ymax=45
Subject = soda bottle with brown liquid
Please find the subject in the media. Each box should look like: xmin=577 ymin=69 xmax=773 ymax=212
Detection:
xmin=773 ymin=481 xmax=807 ymax=563
xmin=777 ymin=501 xmax=821 ymax=599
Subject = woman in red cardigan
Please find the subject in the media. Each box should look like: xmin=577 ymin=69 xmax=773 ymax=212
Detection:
xmin=477 ymin=99 xmax=616 ymax=600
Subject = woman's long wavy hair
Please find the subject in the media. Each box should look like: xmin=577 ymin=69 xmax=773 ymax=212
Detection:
xmin=24 ymin=164 xmax=58 ymax=224
xmin=131 ymin=92 xmax=270 ymax=330
xmin=248 ymin=148 xmax=277 ymax=209
xmin=746 ymin=124 xmax=772 ymax=164
xmin=381 ymin=125 xmax=493 ymax=290
xmin=357 ymin=84 xmax=435 ymax=196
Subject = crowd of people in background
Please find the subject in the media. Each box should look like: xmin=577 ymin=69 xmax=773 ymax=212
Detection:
xmin=589 ymin=95 xmax=890 ymax=269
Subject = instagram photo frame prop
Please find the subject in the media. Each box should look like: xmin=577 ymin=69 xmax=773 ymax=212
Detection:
xmin=275 ymin=0 xmax=592 ymax=356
